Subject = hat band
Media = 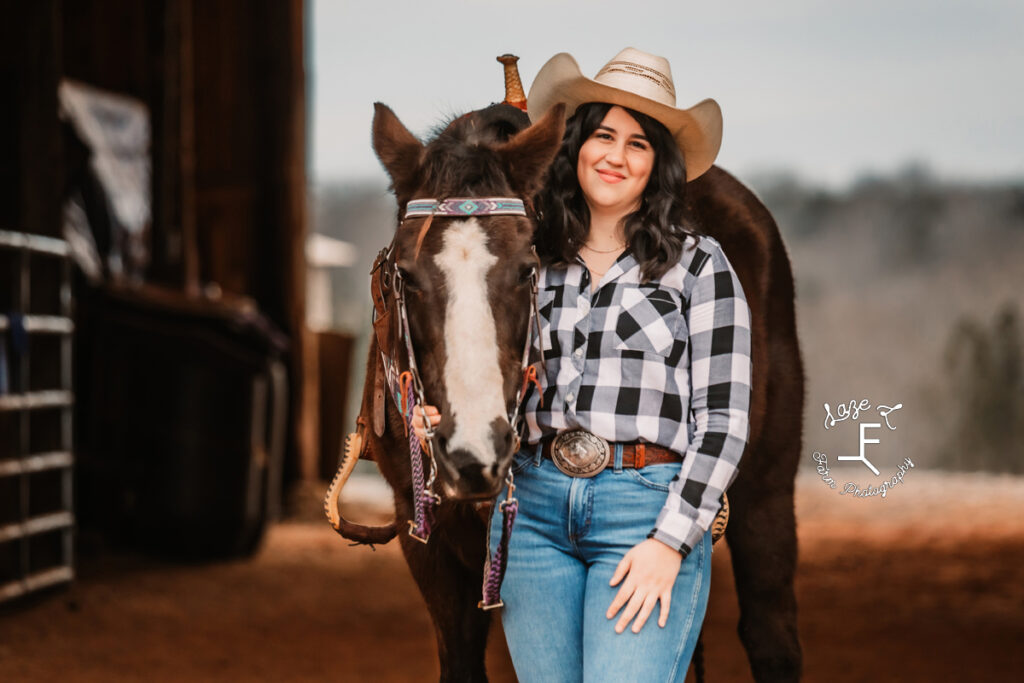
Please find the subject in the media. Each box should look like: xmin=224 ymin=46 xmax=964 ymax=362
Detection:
xmin=595 ymin=60 xmax=675 ymax=99
xmin=404 ymin=197 xmax=527 ymax=218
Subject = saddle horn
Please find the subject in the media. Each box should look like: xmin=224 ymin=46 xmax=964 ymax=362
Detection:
xmin=497 ymin=54 xmax=527 ymax=111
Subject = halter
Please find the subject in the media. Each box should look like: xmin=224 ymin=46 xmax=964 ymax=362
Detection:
xmin=378 ymin=195 xmax=545 ymax=609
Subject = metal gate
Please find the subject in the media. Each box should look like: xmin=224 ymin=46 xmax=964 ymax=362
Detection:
xmin=0 ymin=229 xmax=74 ymax=603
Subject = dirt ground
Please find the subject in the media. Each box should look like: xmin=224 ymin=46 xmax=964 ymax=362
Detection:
xmin=2 ymin=471 xmax=1023 ymax=682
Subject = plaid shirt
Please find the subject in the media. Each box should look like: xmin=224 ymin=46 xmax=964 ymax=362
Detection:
xmin=523 ymin=234 xmax=753 ymax=558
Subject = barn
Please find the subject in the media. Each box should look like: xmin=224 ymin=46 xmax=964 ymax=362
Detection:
xmin=0 ymin=0 xmax=331 ymax=601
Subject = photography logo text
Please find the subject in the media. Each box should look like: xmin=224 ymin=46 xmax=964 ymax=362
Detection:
xmin=811 ymin=398 xmax=914 ymax=499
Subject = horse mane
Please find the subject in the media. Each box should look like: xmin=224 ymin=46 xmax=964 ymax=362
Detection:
xmin=419 ymin=104 xmax=530 ymax=198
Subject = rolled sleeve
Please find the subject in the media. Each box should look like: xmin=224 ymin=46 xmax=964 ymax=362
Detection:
xmin=648 ymin=246 xmax=753 ymax=557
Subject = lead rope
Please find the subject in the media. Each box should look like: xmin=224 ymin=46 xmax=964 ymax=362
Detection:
xmin=479 ymin=265 xmax=543 ymax=610
xmin=400 ymin=371 xmax=439 ymax=543
xmin=479 ymin=361 xmax=535 ymax=609
xmin=480 ymin=475 xmax=518 ymax=609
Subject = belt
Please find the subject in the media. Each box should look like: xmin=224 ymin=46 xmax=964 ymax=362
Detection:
xmin=540 ymin=430 xmax=682 ymax=478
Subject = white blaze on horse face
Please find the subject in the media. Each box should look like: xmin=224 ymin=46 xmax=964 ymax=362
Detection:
xmin=434 ymin=219 xmax=505 ymax=469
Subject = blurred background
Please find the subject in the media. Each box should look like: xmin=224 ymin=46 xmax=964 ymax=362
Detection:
xmin=1 ymin=1 xmax=1022 ymax=681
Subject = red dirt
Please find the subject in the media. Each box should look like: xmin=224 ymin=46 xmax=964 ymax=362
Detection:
xmin=2 ymin=471 xmax=1022 ymax=682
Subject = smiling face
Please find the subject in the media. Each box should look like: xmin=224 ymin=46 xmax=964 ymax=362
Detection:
xmin=576 ymin=105 xmax=656 ymax=220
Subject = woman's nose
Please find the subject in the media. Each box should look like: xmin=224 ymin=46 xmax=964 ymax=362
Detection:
xmin=604 ymin=141 xmax=626 ymax=165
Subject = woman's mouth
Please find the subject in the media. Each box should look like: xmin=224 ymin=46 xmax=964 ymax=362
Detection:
xmin=596 ymin=169 xmax=625 ymax=183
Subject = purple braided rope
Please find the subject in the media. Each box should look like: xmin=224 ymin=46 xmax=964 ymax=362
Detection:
xmin=402 ymin=385 xmax=435 ymax=541
xmin=481 ymin=497 xmax=518 ymax=607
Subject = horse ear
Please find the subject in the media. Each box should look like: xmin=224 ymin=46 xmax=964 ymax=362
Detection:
xmin=497 ymin=103 xmax=566 ymax=197
xmin=372 ymin=103 xmax=424 ymax=201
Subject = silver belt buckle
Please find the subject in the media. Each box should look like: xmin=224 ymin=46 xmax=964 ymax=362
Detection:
xmin=551 ymin=430 xmax=611 ymax=478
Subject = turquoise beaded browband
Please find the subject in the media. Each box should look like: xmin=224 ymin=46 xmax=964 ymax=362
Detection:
xmin=404 ymin=197 xmax=527 ymax=219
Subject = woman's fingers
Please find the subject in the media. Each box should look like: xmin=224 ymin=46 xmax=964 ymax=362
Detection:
xmin=412 ymin=405 xmax=441 ymax=450
xmin=606 ymin=540 xmax=683 ymax=632
xmin=614 ymin=590 xmax=647 ymax=634
xmin=609 ymin=553 xmax=631 ymax=587
xmin=630 ymin=593 xmax=661 ymax=633
xmin=412 ymin=405 xmax=441 ymax=434
xmin=657 ymin=590 xmax=672 ymax=628
xmin=605 ymin=580 xmax=634 ymax=620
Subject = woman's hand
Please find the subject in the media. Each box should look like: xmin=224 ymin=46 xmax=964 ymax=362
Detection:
xmin=412 ymin=405 xmax=441 ymax=449
xmin=606 ymin=538 xmax=683 ymax=634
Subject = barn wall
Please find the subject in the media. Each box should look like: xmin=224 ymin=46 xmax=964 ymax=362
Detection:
xmin=3 ymin=0 xmax=317 ymax=487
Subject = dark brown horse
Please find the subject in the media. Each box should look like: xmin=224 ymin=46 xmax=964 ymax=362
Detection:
xmin=333 ymin=102 xmax=803 ymax=682
xmin=328 ymin=101 xmax=567 ymax=681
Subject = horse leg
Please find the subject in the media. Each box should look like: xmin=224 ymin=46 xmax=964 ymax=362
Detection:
xmin=726 ymin=445 xmax=803 ymax=681
xmin=400 ymin=533 xmax=492 ymax=682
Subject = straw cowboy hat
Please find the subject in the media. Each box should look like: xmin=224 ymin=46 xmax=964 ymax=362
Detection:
xmin=527 ymin=47 xmax=723 ymax=181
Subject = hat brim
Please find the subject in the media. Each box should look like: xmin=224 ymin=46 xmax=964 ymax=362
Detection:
xmin=527 ymin=53 xmax=722 ymax=182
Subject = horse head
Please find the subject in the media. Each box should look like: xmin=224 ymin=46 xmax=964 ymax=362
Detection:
xmin=372 ymin=102 xmax=564 ymax=500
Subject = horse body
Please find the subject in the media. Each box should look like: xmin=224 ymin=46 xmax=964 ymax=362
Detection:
xmin=349 ymin=104 xmax=803 ymax=682
xmin=686 ymin=167 xmax=805 ymax=680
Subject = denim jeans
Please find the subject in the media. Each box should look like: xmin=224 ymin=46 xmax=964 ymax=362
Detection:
xmin=488 ymin=443 xmax=712 ymax=683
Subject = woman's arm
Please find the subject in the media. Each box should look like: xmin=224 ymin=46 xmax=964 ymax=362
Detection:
xmin=648 ymin=243 xmax=753 ymax=557
xmin=607 ymin=242 xmax=753 ymax=634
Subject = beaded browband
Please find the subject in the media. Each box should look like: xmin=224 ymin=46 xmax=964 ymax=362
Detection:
xmin=404 ymin=197 xmax=527 ymax=219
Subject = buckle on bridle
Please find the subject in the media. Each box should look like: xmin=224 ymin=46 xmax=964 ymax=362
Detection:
xmin=550 ymin=430 xmax=611 ymax=478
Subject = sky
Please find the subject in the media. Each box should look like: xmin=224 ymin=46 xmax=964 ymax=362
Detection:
xmin=309 ymin=0 xmax=1024 ymax=189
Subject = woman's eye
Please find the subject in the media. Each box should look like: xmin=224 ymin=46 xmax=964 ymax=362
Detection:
xmin=629 ymin=140 xmax=649 ymax=151
xmin=594 ymin=132 xmax=613 ymax=141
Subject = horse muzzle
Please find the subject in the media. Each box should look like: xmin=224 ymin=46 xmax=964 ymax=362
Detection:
xmin=433 ymin=426 xmax=516 ymax=500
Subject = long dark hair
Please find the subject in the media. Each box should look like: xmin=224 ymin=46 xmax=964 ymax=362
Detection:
xmin=533 ymin=102 xmax=701 ymax=282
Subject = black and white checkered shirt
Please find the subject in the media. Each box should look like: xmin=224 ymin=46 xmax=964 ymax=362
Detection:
xmin=524 ymin=234 xmax=753 ymax=557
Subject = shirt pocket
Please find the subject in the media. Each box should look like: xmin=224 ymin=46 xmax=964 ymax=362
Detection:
xmin=613 ymin=285 xmax=685 ymax=357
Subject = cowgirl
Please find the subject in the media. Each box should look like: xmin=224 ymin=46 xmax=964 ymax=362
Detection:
xmin=418 ymin=48 xmax=752 ymax=682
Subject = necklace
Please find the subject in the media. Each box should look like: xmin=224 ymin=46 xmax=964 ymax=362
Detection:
xmin=582 ymin=242 xmax=626 ymax=254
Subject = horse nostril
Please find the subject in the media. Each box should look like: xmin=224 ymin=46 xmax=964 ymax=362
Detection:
xmin=438 ymin=435 xmax=449 ymax=452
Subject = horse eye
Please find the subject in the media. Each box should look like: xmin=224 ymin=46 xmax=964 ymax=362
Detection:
xmin=397 ymin=268 xmax=421 ymax=292
xmin=518 ymin=266 xmax=535 ymax=285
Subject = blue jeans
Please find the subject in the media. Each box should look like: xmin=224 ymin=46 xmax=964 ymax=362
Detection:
xmin=488 ymin=443 xmax=712 ymax=683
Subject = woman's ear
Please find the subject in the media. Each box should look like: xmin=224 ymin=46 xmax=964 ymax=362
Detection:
xmin=497 ymin=103 xmax=566 ymax=198
xmin=372 ymin=103 xmax=424 ymax=202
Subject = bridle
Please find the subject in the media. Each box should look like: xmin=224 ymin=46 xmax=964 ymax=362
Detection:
xmin=369 ymin=195 xmax=545 ymax=609
xmin=386 ymin=195 xmax=543 ymax=447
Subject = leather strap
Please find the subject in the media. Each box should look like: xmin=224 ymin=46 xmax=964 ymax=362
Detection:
xmin=541 ymin=437 xmax=681 ymax=468
xmin=368 ymin=249 xmax=395 ymax=440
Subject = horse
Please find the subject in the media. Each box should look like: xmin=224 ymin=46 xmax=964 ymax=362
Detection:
xmin=328 ymin=101 xmax=804 ymax=682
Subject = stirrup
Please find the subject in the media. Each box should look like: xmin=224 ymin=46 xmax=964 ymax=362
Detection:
xmin=711 ymin=493 xmax=729 ymax=545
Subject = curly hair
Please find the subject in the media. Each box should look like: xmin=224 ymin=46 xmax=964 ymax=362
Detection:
xmin=533 ymin=102 xmax=702 ymax=282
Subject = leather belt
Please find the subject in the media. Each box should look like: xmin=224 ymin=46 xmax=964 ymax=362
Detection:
xmin=540 ymin=430 xmax=682 ymax=477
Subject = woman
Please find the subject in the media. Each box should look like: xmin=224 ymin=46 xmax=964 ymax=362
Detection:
xmin=418 ymin=48 xmax=752 ymax=682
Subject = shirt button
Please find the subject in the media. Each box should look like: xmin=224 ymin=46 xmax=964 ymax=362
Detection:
xmin=573 ymin=348 xmax=583 ymax=358
xmin=566 ymin=392 xmax=575 ymax=403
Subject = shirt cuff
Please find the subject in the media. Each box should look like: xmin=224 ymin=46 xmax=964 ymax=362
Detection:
xmin=647 ymin=505 xmax=705 ymax=559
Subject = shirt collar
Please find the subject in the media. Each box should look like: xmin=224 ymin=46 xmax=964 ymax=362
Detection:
xmin=573 ymin=249 xmax=638 ymax=290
